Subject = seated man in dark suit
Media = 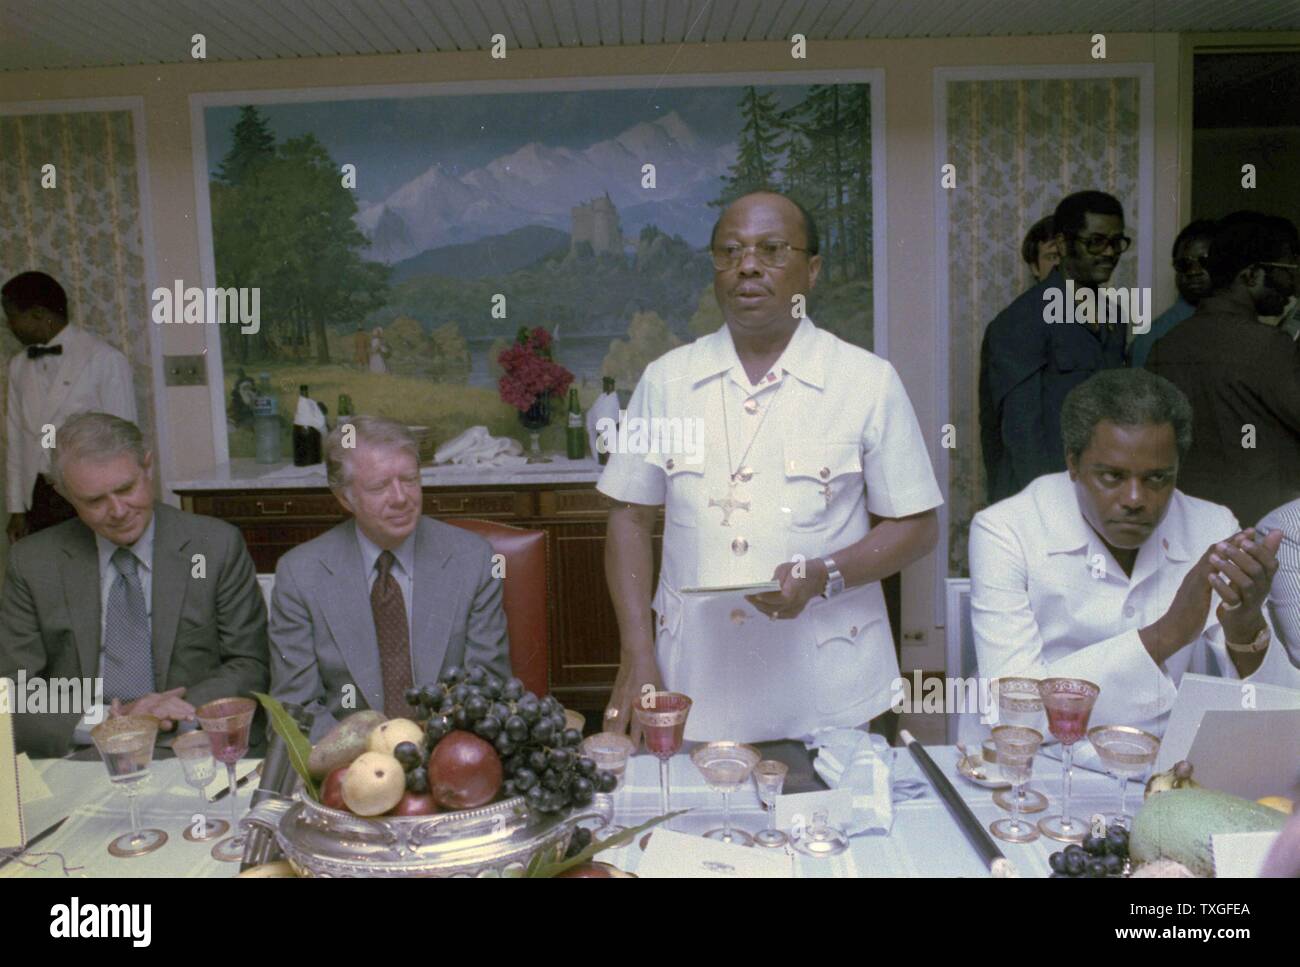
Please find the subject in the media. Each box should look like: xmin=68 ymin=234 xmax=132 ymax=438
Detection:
xmin=0 ymin=412 xmax=269 ymax=757
xmin=269 ymin=416 xmax=511 ymax=741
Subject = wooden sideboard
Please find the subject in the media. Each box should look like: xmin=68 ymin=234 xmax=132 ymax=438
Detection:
xmin=175 ymin=468 xmax=898 ymax=721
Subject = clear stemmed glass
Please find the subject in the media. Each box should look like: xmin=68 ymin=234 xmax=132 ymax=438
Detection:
xmin=195 ymin=697 xmax=257 ymax=863
xmin=752 ymin=759 xmax=789 ymax=848
xmin=89 ymin=714 xmax=168 ymax=857
xmin=1037 ymin=678 xmax=1101 ymax=843
xmin=991 ymin=677 xmax=1048 ymax=814
xmin=580 ymin=731 xmax=636 ymax=837
xmin=989 ymin=725 xmax=1044 ymax=843
xmin=634 ymin=692 xmax=692 ymax=844
xmin=1088 ymin=725 xmax=1160 ymax=830
xmin=173 ymin=729 xmax=230 ymax=842
xmin=691 ymin=742 xmax=761 ymax=846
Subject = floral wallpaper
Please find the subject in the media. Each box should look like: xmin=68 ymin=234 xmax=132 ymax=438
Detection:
xmin=945 ymin=76 xmax=1141 ymax=576
xmin=0 ymin=109 xmax=153 ymax=579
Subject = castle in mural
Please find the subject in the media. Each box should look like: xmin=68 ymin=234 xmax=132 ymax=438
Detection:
xmin=570 ymin=192 xmax=623 ymax=256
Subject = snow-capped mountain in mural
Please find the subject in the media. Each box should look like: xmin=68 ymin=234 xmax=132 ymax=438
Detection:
xmin=356 ymin=111 xmax=733 ymax=263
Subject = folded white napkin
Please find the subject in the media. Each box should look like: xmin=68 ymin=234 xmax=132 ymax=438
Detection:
xmin=293 ymin=396 xmax=327 ymax=432
xmin=805 ymin=728 xmax=896 ymax=834
xmin=434 ymin=426 xmax=528 ymax=468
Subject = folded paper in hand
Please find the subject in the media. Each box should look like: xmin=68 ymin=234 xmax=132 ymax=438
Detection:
xmin=805 ymin=728 xmax=895 ymax=834
xmin=434 ymin=426 xmax=528 ymax=468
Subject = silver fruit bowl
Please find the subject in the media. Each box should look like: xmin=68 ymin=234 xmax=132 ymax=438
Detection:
xmin=244 ymin=792 xmax=588 ymax=877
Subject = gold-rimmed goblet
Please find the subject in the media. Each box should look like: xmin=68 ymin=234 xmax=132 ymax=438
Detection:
xmin=989 ymin=725 xmax=1044 ymax=843
xmin=752 ymin=760 xmax=789 ymax=848
xmin=173 ymin=729 xmax=230 ymax=841
xmin=1037 ymin=678 xmax=1100 ymax=842
xmin=1088 ymin=725 xmax=1160 ymax=830
xmin=195 ymin=697 xmax=257 ymax=862
xmin=691 ymin=741 xmax=761 ymax=846
xmin=90 ymin=714 xmax=168 ymax=857
xmin=992 ymin=676 xmax=1048 ymax=814
xmin=634 ymin=692 xmax=692 ymax=840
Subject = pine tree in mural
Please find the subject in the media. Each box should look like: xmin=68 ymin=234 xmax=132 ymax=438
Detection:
xmin=211 ymin=127 xmax=387 ymax=364
xmin=216 ymin=106 xmax=275 ymax=186
xmin=714 ymin=87 xmax=787 ymax=206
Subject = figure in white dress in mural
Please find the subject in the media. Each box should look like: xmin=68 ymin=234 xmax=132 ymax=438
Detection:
xmin=369 ymin=326 xmax=390 ymax=374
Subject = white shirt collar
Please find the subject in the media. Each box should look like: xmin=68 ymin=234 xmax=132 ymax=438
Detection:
xmin=95 ymin=512 xmax=157 ymax=576
xmin=355 ymin=523 xmax=417 ymax=580
xmin=1035 ymin=472 xmax=1192 ymax=564
xmin=688 ymin=316 xmax=826 ymax=390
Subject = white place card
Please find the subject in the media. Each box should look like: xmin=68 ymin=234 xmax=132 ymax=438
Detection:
xmin=637 ymin=828 xmax=793 ymax=878
xmin=16 ymin=754 xmax=52 ymax=804
xmin=0 ymin=678 xmax=22 ymax=849
xmin=774 ymin=788 xmax=854 ymax=832
xmin=1212 ymin=831 xmax=1281 ymax=878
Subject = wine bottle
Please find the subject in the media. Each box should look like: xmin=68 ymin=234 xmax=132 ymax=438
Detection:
xmin=565 ymin=388 xmax=585 ymax=460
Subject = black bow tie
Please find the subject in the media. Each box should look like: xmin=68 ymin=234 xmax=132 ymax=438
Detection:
xmin=27 ymin=345 xmax=63 ymax=359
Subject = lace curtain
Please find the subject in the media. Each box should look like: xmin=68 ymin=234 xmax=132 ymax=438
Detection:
xmin=945 ymin=76 xmax=1142 ymax=576
xmin=0 ymin=109 xmax=154 ymax=579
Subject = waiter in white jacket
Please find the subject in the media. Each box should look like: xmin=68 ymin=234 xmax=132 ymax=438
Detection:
xmin=971 ymin=368 xmax=1298 ymax=738
xmin=598 ymin=192 xmax=942 ymax=743
xmin=4 ymin=272 xmax=136 ymax=542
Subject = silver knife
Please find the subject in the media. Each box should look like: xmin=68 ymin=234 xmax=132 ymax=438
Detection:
xmin=0 ymin=815 xmax=69 ymax=870
xmin=210 ymin=763 xmax=264 ymax=802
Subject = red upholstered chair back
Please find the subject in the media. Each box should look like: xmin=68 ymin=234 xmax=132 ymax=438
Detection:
xmin=443 ymin=518 xmax=549 ymax=697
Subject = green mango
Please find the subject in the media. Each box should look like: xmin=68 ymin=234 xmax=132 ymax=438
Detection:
xmin=1130 ymin=787 xmax=1287 ymax=876
xmin=308 ymin=710 xmax=388 ymax=779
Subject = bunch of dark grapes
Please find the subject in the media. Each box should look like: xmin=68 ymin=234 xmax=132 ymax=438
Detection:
xmin=403 ymin=664 xmax=618 ymax=814
xmin=1048 ymin=825 xmax=1129 ymax=878
xmin=392 ymin=741 xmax=428 ymax=793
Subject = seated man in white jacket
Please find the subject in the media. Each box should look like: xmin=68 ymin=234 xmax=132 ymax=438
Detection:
xmin=970 ymin=368 xmax=1297 ymax=737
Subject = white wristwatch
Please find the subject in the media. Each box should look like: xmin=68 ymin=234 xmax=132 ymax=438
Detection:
xmin=820 ymin=556 xmax=846 ymax=600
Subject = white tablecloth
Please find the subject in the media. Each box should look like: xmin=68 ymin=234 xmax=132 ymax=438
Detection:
xmin=3 ymin=746 xmax=1128 ymax=878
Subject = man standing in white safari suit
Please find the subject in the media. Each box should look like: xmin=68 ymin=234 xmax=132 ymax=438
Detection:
xmin=598 ymin=191 xmax=942 ymax=743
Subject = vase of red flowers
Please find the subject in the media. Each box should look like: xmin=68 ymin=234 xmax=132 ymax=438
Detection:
xmin=498 ymin=326 xmax=574 ymax=461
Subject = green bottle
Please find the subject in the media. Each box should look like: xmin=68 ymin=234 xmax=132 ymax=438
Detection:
xmin=565 ymin=388 xmax=585 ymax=460
xmin=337 ymin=393 xmax=354 ymax=417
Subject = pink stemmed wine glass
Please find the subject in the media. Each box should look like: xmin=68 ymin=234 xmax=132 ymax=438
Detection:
xmin=1036 ymin=678 xmax=1100 ymax=843
xmin=634 ymin=692 xmax=692 ymax=845
xmin=195 ymin=697 xmax=257 ymax=862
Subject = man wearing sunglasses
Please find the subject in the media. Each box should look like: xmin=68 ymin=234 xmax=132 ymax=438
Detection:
xmin=980 ymin=190 xmax=1131 ymax=503
xmin=1128 ymin=220 xmax=1218 ymax=369
xmin=1146 ymin=211 xmax=1300 ymax=526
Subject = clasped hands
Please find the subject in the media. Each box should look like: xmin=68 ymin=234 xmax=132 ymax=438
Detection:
xmin=1158 ymin=527 xmax=1281 ymax=651
xmin=109 ymin=686 xmax=195 ymax=731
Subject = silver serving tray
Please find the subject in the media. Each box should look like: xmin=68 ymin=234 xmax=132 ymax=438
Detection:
xmin=246 ymin=792 xmax=580 ymax=877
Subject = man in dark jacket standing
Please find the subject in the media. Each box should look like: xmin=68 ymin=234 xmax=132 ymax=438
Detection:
xmin=1146 ymin=211 xmax=1300 ymax=526
xmin=980 ymin=191 xmax=1132 ymax=503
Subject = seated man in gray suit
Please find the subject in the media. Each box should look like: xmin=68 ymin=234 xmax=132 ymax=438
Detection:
xmin=270 ymin=416 xmax=511 ymax=741
xmin=0 ymin=412 xmax=269 ymax=757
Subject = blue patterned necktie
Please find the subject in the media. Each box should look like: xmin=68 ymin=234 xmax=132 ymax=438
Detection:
xmin=102 ymin=546 xmax=154 ymax=703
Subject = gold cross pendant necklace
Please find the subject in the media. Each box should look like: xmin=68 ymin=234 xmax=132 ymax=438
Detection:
xmin=709 ymin=375 xmax=784 ymax=526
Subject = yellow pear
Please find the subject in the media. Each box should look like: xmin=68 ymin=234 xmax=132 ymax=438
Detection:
xmin=341 ymin=752 xmax=406 ymax=816
xmin=367 ymin=718 xmax=426 ymax=757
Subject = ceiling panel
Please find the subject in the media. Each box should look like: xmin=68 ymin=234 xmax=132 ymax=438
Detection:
xmin=2 ymin=0 xmax=1298 ymax=73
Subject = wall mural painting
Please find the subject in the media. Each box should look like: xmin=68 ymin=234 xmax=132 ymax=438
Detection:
xmin=204 ymin=82 xmax=874 ymax=458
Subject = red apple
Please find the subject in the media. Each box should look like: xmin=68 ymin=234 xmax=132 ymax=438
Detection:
xmin=554 ymin=863 xmax=614 ymax=878
xmin=388 ymin=791 xmax=439 ymax=816
xmin=427 ymin=731 xmax=503 ymax=810
xmin=321 ymin=766 xmax=348 ymax=810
